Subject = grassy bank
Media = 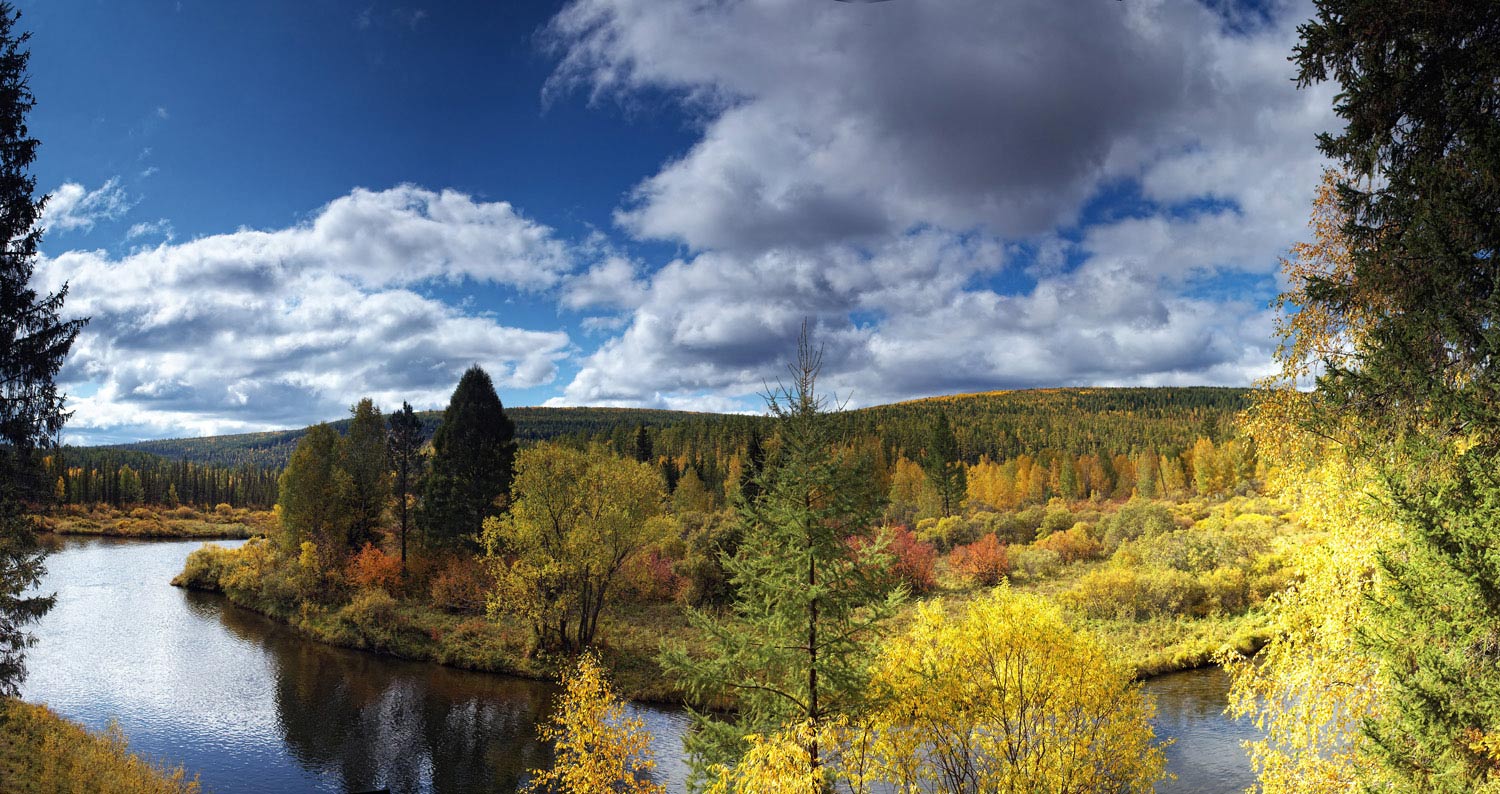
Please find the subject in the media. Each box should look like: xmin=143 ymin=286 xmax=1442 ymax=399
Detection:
xmin=173 ymin=491 xmax=1291 ymax=702
xmin=0 ymin=699 xmax=200 ymax=793
xmin=39 ymin=504 xmax=271 ymax=539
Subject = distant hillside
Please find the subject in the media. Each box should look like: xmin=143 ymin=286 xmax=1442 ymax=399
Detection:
xmin=103 ymin=406 xmax=738 ymax=470
xmin=95 ymin=387 xmax=1253 ymax=471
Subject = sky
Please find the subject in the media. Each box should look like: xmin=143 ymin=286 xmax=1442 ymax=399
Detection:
xmin=20 ymin=0 xmax=1335 ymax=444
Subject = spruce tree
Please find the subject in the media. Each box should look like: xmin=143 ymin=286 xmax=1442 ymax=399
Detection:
xmin=632 ymin=422 xmax=652 ymax=463
xmin=339 ymin=398 xmax=387 ymax=550
xmin=1292 ymin=2 xmax=1500 ymax=789
xmin=922 ymin=411 xmax=965 ymax=517
xmin=419 ymin=366 xmax=515 ymax=550
xmin=0 ymin=1 xmax=83 ymax=699
xmin=661 ymin=326 xmax=901 ymax=786
xmin=386 ymin=401 xmax=424 ymax=571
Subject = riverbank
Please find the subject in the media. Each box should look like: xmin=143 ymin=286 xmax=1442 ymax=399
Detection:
xmin=38 ymin=505 xmax=271 ymax=540
xmin=0 ymin=699 xmax=201 ymax=793
xmin=173 ymin=538 xmax=1270 ymax=703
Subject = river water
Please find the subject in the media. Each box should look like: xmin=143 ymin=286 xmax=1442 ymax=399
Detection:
xmin=19 ymin=537 xmax=1259 ymax=793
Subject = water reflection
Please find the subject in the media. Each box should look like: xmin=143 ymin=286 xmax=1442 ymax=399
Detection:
xmin=22 ymin=536 xmax=1242 ymax=794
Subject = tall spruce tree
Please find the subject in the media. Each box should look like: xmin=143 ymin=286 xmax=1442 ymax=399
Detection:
xmin=922 ymin=411 xmax=965 ymax=517
xmin=419 ymin=366 xmax=515 ymax=550
xmin=1292 ymin=2 xmax=1500 ymax=790
xmin=386 ymin=401 xmax=424 ymax=571
xmin=0 ymin=2 xmax=82 ymax=700
xmin=661 ymin=326 xmax=901 ymax=787
xmin=339 ymin=398 xmax=387 ymax=550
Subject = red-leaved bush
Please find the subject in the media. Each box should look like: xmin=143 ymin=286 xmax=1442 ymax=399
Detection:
xmin=887 ymin=526 xmax=938 ymax=594
xmin=949 ymin=533 xmax=1010 ymax=586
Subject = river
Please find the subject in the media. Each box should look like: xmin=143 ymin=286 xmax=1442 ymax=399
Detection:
xmin=19 ymin=536 xmax=1258 ymax=793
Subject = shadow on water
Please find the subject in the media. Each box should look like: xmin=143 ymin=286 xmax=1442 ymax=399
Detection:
xmin=24 ymin=536 xmax=1248 ymax=794
xmin=187 ymin=587 xmax=558 ymax=793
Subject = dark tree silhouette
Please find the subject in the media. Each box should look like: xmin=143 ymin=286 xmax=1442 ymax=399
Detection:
xmin=0 ymin=2 xmax=84 ymax=698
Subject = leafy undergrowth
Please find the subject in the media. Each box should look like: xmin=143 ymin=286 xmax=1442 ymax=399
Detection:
xmin=171 ymin=493 xmax=1299 ymax=702
xmin=39 ymin=504 xmax=270 ymax=539
xmin=0 ymin=699 xmax=201 ymax=794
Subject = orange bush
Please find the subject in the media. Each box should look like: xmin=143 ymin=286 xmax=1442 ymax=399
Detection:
xmin=948 ymin=533 xmax=1010 ymax=586
xmin=347 ymin=542 xmax=403 ymax=593
xmin=1035 ymin=524 xmax=1103 ymax=563
xmin=618 ymin=548 xmax=684 ymax=602
xmin=429 ymin=556 xmax=494 ymax=614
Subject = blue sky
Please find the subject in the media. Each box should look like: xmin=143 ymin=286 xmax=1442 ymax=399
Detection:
xmin=23 ymin=0 xmax=1333 ymax=443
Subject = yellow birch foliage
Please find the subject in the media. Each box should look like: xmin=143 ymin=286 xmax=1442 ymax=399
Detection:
xmin=1227 ymin=166 xmax=1396 ymax=793
xmin=855 ymin=588 xmax=1167 ymax=794
xmin=524 ymin=653 xmax=664 ymax=794
xmin=1221 ymin=452 xmax=1394 ymax=794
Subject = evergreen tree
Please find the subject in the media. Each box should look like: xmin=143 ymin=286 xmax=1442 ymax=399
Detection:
xmin=738 ymin=428 xmax=765 ymax=504
xmin=922 ymin=412 xmax=965 ymax=517
xmin=632 ymin=422 xmax=652 ymax=463
xmin=419 ymin=366 xmax=516 ymax=550
xmin=386 ymin=401 xmax=424 ymax=572
xmin=338 ymin=398 xmax=387 ymax=550
xmin=116 ymin=465 xmax=143 ymax=506
xmin=0 ymin=2 xmax=82 ymax=699
xmin=277 ymin=424 xmax=341 ymax=555
xmin=661 ymin=326 xmax=901 ymax=785
xmin=1291 ymin=3 xmax=1500 ymax=790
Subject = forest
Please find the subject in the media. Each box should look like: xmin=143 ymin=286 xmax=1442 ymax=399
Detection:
xmin=6 ymin=1 xmax=1499 ymax=793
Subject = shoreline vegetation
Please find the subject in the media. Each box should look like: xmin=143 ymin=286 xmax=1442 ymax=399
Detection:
xmin=0 ymin=699 xmax=201 ymax=794
xmin=38 ymin=504 xmax=273 ymax=540
xmin=172 ymin=490 xmax=1285 ymax=703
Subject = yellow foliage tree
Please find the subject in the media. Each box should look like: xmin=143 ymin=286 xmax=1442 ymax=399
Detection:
xmin=524 ymin=653 xmax=664 ymax=794
xmin=1227 ymin=167 xmax=1397 ymax=793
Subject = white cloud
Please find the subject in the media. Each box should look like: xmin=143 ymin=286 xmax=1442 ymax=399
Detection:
xmin=540 ymin=0 xmax=1329 ymax=408
xmin=126 ymin=219 xmax=175 ymax=242
xmin=41 ymin=178 xmax=133 ymax=234
xmin=40 ymin=185 xmax=575 ymax=442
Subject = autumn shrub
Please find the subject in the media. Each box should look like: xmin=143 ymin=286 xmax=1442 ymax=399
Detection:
xmin=330 ymin=588 xmax=428 ymax=656
xmin=429 ymin=555 xmax=494 ymax=614
xmin=213 ymin=503 xmax=234 ymax=518
xmin=886 ymin=526 xmax=938 ymax=594
xmin=347 ymin=543 xmax=403 ymax=593
xmin=1065 ymin=567 xmax=1209 ymax=619
xmin=1011 ymin=546 xmax=1062 ymax=580
xmin=166 ymin=506 xmax=198 ymax=520
xmin=914 ymin=515 xmax=976 ymax=552
xmin=170 ymin=543 xmax=238 ymax=590
xmin=0 ymin=700 xmax=201 ymax=794
xmin=1034 ymin=523 xmax=1103 ymax=563
xmin=948 ymin=533 xmax=1009 ymax=586
xmin=618 ymin=548 xmax=684 ymax=602
xmin=672 ymin=510 xmax=740 ymax=607
xmin=1037 ymin=503 xmax=1075 ymax=539
xmin=1099 ymin=499 xmax=1179 ymax=552
xmin=127 ymin=507 xmax=156 ymax=521
xmin=856 ymin=588 xmax=1167 ymax=792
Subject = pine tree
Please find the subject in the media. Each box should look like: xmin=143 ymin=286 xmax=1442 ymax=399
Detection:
xmin=632 ymin=422 xmax=652 ymax=464
xmin=661 ymin=326 xmax=901 ymax=786
xmin=419 ymin=366 xmax=516 ymax=550
xmin=0 ymin=2 xmax=82 ymax=700
xmin=386 ymin=401 xmax=424 ymax=572
xmin=338 ymin=398 xmax=387 ymax=550
xmin=922 ymin=412 xmax=965 ymax=517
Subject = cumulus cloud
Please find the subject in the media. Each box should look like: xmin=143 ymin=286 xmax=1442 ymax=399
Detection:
xmin=41 ymin=178 xmax=134 ymax=234
xmin=40 ymin=185 xmax=574 ymax=442
xmin=541 ymin=0 xmax=1329 ymax=408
